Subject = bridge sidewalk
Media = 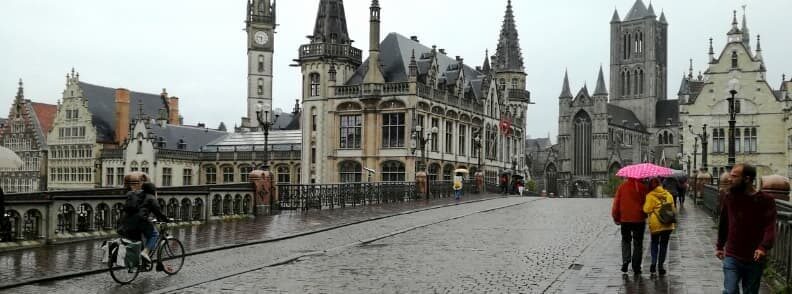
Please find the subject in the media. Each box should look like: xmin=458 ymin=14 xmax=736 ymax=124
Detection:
xmin=546 ymin=201 xmax=772 ymax=294
xmin=0 ymin=193 xmax=502 ymax=288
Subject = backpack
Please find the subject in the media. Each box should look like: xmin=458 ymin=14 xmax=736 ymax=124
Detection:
xmin=123 ymin=191 xmax=145 ymax=214
xmin=655 ymin=198 xmax=676 ymax=224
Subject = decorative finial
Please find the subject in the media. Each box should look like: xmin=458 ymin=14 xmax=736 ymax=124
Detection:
xmin=18 ymin=78 xmax=23 ymax=88
xmin=756 ymin=35 xmax=762 ymax=51
xmin=732 ymin=10 xmax=738 ymax=25
xmin=689 ymin=59 xmax=694 ymax=78
xmin=71 ymin=67 xmax=75 ymax=77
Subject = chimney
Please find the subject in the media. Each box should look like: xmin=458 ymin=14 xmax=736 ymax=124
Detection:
xmin=439 ymin=49 xmax=446 ymax=55
xmin=410 ymin=35 xmax=419 ymax=42
xmin=197 ymin=122 xmax=206 ymax=128
xmin=169 ymin=96 xmax=180 ymax=125
xmin=115 ymin=88 xmax=131 ymax=144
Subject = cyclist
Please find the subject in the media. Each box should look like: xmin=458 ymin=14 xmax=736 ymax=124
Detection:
xmin=137 ymin=183 xmax=170 ymax=262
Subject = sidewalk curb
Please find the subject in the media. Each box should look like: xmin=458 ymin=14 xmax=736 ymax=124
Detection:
xmin=0 ymin=195 xmax=522 ymax=290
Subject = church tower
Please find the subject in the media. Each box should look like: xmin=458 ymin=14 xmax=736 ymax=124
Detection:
xmin=493 ymin=0 xmax=527 ymax=93
xmin=296 ymin=0 xmax=362 ymax=183
xmin=242 ymin=0 xmax=276 ymax=129
xmin=609 ymin=0 xmax=667 ymax=128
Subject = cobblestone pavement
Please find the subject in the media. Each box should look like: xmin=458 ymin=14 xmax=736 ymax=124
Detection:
xmin=166 ymin=198 xmax=613 ymax=294
xmin=5 ymin=196 xmax=530 ymax=293
xmin=545 ymin=202 xmax=772 ymax=294
xmin=0 ymin=193 xmax=498 ymax=288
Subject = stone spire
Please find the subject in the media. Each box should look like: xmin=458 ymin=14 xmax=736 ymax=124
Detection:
xmin=482 ymin=49 xmax=491 ymax=74
xmin=593 ymin=66 xmax=608 ymax=96
xmin=728 ymin=10 xmax=741 ymax=36
xmin=494 ymin=0 xmax=524 ymax=73
xmin=755 ymin=35 xmax=763 ymax=61
xmin=311 ymin=0 xmax=352 ymax=45
xmin=741 ymin=5 xmax=751 ymax=50
xmin=688 ymin=59 xmax=694 ymax=79
xmin=408 ymin=50 xmax=418 ymax=79
xmin=709 ymin=38 xmax=715 ymax=63
xmin=15 ymin=78 xmax=23 ymax=101
xmin=659 ymin=11 xmax=667 ymax=24
xmin=559 ymin=70 xmax=573 ymax=99
xmin=363 ymin=0 xmax=384 ymax=85
xmin=624 ymin=0 xmax=649 ymax=21
xmin=611 ymin=8 xmax=621 ymax=23
xmin=647 ymin=2 xmax=656 ymax=17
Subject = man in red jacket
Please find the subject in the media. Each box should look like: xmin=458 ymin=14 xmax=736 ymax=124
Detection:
xmin=716 ymin=163 xmax=777 ymax=294
xmin=612 ymin=178 xmax=649 ymax=275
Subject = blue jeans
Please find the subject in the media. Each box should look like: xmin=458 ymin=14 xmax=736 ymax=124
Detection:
xmin=650 ymin=230 xmax=672 ymax=266
xmin=454 ymin=190 xmax=462 ymax=200
xmin=143 ymin=226 xmax=159 ymax=251
xmin=723 ymin=256 xmax=765 ymax=294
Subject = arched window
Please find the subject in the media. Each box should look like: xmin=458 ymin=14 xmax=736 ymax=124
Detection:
xmin=573 ymin=111 xmax=592 ymax=176
xmin=731 ymin=51 xmax=738 ymax=68
xmin=212 ymin=195 xmax=222 ymax=216
xmin=428 ymin=163 xmax=440 ymax=182
xmin=181 ymin=198 xmax=192 ymax=221
xmin=193 ymin=198 xmax=204 ymax=221
xmin=626 ymin=71 xmax=631 ymax=95
xmin=381 ymin=161 xmax=405 ymax=182
xmin=442 ymin=164 xmax=454 ymax=181
xmin=257 ymin=55 xmax=265 ymax=73
xmin=634 ymin=70 xmax=640 ymax=95
xmin=668 ymin=133 xmax=674 ymax=145
xmin=257 ymin=78 xmax=264 ymax=95
xmin=276 ymin=165 xmax=290 ymax=184
xmin=658 ymin=133 xmax=664 ymax=145
xmin=339 ymin=161 xmax=362 ymax=183
xmin=310 ymin=73 xmax=321 ymax=97
xmin=223 ymin=195 xmax=232 ymax=215
xmin=639 ymin=70 xmax=645 ymax=95
xmin=621 ymin=72 xmax=627 ymax=96
xmin=23 ymin=209 xmax=42 ymax=240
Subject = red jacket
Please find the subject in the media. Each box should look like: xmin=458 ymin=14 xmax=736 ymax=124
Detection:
xmin=611 ymin=179 xmax=649 ymax=223
xmin=717 ymin=190 xmax=777 ymax=262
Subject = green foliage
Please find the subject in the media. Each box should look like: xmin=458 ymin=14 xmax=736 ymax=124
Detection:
xmin=527 ymin=180 xmax=536 ymax=192
xmin=604 ymin=175 xmax=622 ymax=198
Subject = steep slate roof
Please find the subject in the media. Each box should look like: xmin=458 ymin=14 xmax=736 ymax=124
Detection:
xmin=559 ymin=71 xmax=573 ymax=98
xmin=346 ymin=33 xmax=484 ymax=98
xmin=311 ymin=0 xmax=352 ymax=45
xmin=624 ymin=0 xmax=651 ymax=21
xmin=608 ymin=104 xmax=645 ymax=132
xmin=204 ymin=130 xmax=302 ymax=152
xmin=493 ymin=0 xmax=524 ymax=72
xmin=31 ymin=102 xmax=57 ymax=136
xmin=525 ymin=138 xmax=552 ymax=153
xmin=79 ymin=82 xmax=169 ymax=143
xmin=147 ymin=123 xmax=227 ymax=152
xmin=271 ymin=111 xmax=301 ymax=131
xmin=677 ymin=76 xmax=691 ymax=96
xmin=593 ymin=67 xmax=608 ymax=96
xmin=655 ymin=100 xmax=680 ymax=126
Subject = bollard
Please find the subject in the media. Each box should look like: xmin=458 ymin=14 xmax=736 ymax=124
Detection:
xmin=250 ymin=170 xmax=275 ymax=215
xmin=416 ymin=171 xmax=428 ymax=199
xmin=475 ymin=172 xmax=484 ymax=194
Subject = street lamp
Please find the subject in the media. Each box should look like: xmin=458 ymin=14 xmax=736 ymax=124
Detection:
xmin=255 ymin=102 xmax=279 ymax=171
xmin=410 ymin=125 xmax=438 ymax=177
xmin=689 ymin=124 xmax=709 ymax=172
xmin=473 ymin=132 xmax=482 ymax=172
xmin=727 ymin=77 xmax=740 ymax=170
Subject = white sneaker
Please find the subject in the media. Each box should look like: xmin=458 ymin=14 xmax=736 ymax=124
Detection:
xmin=141 ymin=252 xmax=151 ymax=263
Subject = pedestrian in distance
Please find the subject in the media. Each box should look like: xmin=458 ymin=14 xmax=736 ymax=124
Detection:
xmin=516 ymin=180 xmax=525 ymax=196
xmin=611 ymin=177 xmax=649 ymax=275
xmin=716 ymin=163 xmax=777 ymax=294
xmin=452 ymin=175 xmax=463 ymax=201
xmin=500 ymin=175 xmax=508 ymax=195
xmin=643 ymin=177 xmax=676 ymax=276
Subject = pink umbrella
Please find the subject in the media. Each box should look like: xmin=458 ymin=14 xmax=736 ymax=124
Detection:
xmin=616 ymin=163 xmax=674 ymax=179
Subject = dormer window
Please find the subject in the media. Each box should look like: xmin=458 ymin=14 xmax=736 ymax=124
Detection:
xmin=177 ymin=139 xmax=187 ymax=150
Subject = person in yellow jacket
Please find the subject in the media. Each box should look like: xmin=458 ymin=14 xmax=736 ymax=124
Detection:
xmin=643 ymin=178 xmax=676 ymax=276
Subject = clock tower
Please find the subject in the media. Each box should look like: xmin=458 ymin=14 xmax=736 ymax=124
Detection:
xmin=242 ymin=0 xmax=276 ymax=129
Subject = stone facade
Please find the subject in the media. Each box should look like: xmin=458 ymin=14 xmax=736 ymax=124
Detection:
xmin=0 ymin=80 xmax=56 ymax=193
xmin=298 ymin=0 xmax=530 ymax=184
xmin=680 ymin=11 xmax=792 ymax=178
xmin=241 ymin=0 xmax=276 ymax=129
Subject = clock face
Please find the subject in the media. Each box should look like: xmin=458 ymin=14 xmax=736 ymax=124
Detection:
xmin=254 ymin=31 xmax=269 ymax=45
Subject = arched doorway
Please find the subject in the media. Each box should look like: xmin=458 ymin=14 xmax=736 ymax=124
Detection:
xmin=545 ymin=163 xmax=558 ymax=195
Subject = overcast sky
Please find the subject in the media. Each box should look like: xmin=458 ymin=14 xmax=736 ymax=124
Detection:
xmin=1 ymin=0 xmax=790 ymax=141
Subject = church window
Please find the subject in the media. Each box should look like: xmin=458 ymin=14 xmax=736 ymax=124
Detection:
xmin=257 ymin=55 xmax=265 ymax=73
xmin=257 ymin=78 xmax=264 ymax=95
xmin=573 ymin=111 xmax=592 ymax=176
xmin=623 ymin=34 xmax=628 ymax=59
xmin=310 ymin=73 xmax=320 ymax=97
xmin=499 ymin=79 xmax=506 ymax=90
xmin=668 ymin=133 xmax=674 ymax=144
xmin=627 ymin=34 xmax=632 ymax=58
xmin=658 ymin=133 xmax=664 ymax=145
xmin=639 ymin=70 xmax=645 ymax=95
xmin=731 ymin=51 xmax=738 ymax=68
xmin=626 ymin=71 xmax=632 ymax=95
xmin=382 ymin=113 xmax=405 ymax=148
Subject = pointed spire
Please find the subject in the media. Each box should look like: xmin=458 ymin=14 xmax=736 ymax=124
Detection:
xmin=409 ymin=49 xmax=418 ymax=78
xmin=559 ymin=70 xmax=572 ymax=99
xmin=494 ymin=0 xmax=524 ymax=73
xmin=678 ymin=73 xmax=691 ymax=96
xmin=688 ymin=59 xmax=694 ymax=79
xmin=311 ymin=0 xmax=352 ymax=45
xmin=15 ymin=78 xmax=24 ymax=101
xmin=594 ymin=66 xmax=608 ymax=96
xmin=741 ymin=5 xmax=751 ymax=50
xmin=659 ymin=11 xmax=667 ymax=24
xmin=727 ymin=10 xmax=741 ymax=36
xmin=754 ymin=35 xmax=764 ymax=61
xmin=647 ymin=2 xmax=656 ymax=17
xmin=292 ymin=98 xmax=301 ymax=114
xmin=624 ymin=0 xmax=650 ymax=21
xmin=708 ymin=37 xmax=715 ymax=62
xmin=577 ymin=83 xmax=590 ymax=98
xmin=611 ymin=8 xmax=621 ymax=23
xmin=363 ymin=0 xmax=384 ymax=85
xmin=482 ymin=49 xmax=491 ymax=73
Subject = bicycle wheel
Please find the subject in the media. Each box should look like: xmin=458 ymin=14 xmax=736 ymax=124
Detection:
xmin=157 ymin=238 xmax=185 ymax=275
xmin=108 ymin=247 xmax=139 ymax=284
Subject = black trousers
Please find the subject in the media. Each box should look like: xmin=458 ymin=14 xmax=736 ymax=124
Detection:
xmin=620 ymin=222 xmax=646 ymax=271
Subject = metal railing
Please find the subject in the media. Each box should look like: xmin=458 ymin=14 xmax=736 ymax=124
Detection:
xmin=428 ymin=180 xmax=453 ymax=199
xmin=298 ymin=43 xmax=362 ymax=61
xmin=276 ymin=182 xmax=418 ymax=211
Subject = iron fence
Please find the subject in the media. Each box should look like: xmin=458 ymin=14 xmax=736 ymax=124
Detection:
xmin=428 ymin=181 xmax=453 ymax=199
xmin=276 ymin=182 xmax=418 ymax=211
xmin=772 ymin=202 xmax=792 ymax=288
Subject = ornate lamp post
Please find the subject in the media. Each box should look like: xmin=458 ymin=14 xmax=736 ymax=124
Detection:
xmin=473 ymin=133 xmax=482 ymax=172
xmin=255 ymin=103 xmax=279 ymax=171
xmin=409 ymin=125 xmax=438 ymax=176
xmin=727 ymin=78 xmax=740 ymax=170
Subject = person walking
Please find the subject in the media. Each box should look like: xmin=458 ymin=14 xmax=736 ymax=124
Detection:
xmin=500 ymin=175 xmax=508 ymax=195
xmin=611 ymin=178 xmax=649 ymax=275
xmin=453 ymin=175 xmax=463 ymax=201
xmin=644 ymin=178 xmax=676 ymax=276
xmin=716 ymin=164 xmax=777 ymax=294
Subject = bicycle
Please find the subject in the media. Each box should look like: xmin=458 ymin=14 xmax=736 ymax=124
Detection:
xmin=108 ymin=221 xmax=186 ymax=284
